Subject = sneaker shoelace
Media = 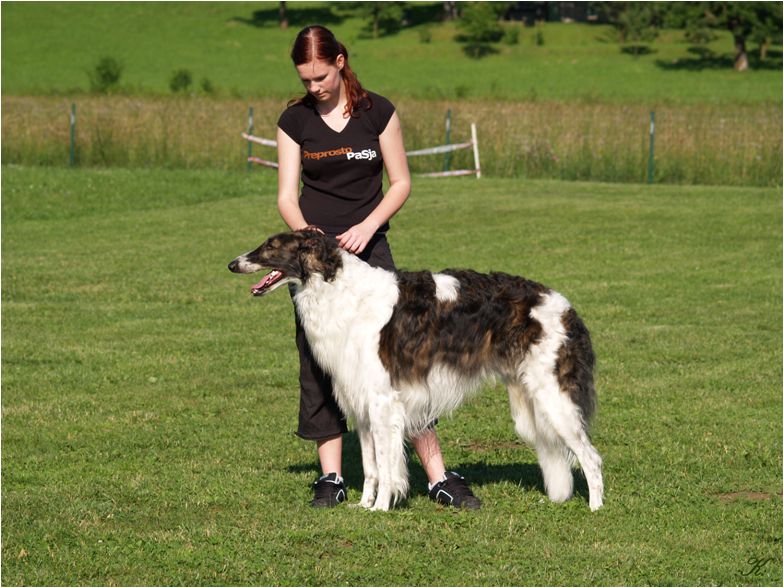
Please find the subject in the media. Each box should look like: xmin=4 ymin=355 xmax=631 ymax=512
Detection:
xmin=430 ymin=472 xmax=481 ymax=509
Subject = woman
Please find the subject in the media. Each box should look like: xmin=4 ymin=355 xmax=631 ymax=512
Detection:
xmin=276 ymin=25 xmax=480 ymax=509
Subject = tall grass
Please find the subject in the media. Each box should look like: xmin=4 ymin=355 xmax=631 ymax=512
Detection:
xmin=2 ymin=95 xmax=781 ymax=186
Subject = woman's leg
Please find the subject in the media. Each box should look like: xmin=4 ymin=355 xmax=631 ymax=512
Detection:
xmin=290 ymin=286 xmax=348 ymax=506
xmin=316 ymin=434 xmax=343 ymax=477
xmin=360 ymin=236 xmax=479 ymax=507
xmin=410 ymin=427 xmax=446 ymax=485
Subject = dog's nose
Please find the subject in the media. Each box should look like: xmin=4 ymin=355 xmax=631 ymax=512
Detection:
xmin=228 ymin=259 xmax=239 ymax=273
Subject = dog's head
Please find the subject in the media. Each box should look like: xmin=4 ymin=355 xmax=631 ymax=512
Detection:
xmin=228 ymin=230 xmax=342 ymax=296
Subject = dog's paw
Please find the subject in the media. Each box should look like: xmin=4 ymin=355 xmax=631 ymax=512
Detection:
xmin=359 ymin=491 xmax=376 ymax=509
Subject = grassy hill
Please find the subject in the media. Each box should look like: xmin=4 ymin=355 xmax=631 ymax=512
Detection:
xmin=3 ymin=1 xmax=783 ymax=103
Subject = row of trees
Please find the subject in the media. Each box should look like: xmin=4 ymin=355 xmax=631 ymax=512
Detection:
xmin=600 ymin=2 xmax=783 ymax=70
xmin=275 ymin=2 xmax=782 ymax=70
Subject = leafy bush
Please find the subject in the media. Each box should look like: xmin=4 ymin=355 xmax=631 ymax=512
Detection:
xmin=502 ymin=25 xmax=521 ymax=45
xmin=200 ymin=77 xmax=215 ymax=95
xmin=169 ymin=69 xmax=193 ymax=93
xmin=535 ymin=26 xmax=545 ymax=46
xmin=88 ymin=57 xmax=123 ymax=93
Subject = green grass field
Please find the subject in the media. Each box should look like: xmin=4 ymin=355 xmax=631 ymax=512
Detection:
xmin=3 ymin=1 xmax=783 ymax=103
xmin=2 ymin=166 xmax=782 ymax=585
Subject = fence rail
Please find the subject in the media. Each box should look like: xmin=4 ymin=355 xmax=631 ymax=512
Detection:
xmin=243 ymin=122 xmax=481 ymax=178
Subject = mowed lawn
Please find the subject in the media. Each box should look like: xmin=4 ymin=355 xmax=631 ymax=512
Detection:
xmin=2 ymin=166 xmax=782 ymax=585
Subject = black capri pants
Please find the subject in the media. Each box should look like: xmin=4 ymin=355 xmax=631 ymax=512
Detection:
xmin=292 ymin=234 xmax=396 ymax=440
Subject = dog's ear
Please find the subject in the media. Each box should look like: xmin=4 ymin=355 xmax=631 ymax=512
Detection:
xmin=297 ymin=233 xmax=341 ymax=282
xmin=297 ymin=231 xmax=326 ymax=254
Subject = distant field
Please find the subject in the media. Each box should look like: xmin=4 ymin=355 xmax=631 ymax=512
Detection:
xmin=2 ymin=1 xmax=783 ymax=103
xmin=2 ymin=166 xmax=782 ymax=585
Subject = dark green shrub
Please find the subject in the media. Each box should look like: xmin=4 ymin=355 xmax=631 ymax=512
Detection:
xmin=88 ymin=57 xmax=123 ymax=93
xmin=535 ymin=26 xmax=545 ymax=46
xmin=503 ymin=25 xmax=521 ymax=45
xmin=169 ymin=69 xmax=193 ymax=93
xmin=200 ymin=77 xmax=215 ymax=95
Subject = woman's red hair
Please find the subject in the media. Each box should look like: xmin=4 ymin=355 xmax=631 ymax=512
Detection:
xmin=289 ymin=25 xmax=371 ymax=117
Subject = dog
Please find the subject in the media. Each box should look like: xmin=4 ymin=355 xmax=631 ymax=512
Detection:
xmin=229 ymin=230 xmax=604 ymax=511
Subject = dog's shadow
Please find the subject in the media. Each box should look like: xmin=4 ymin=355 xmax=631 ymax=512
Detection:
xmin=286 ymin=431 xmax=590 ymax=505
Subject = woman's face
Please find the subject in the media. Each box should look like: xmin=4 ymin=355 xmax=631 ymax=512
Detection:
xmin=296 ymin=55 xmax=344 ymax=103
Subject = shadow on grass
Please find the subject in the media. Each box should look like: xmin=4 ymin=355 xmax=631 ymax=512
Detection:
xmin=620 ymin=45 xmax=656 ymax=56
xmin=452 ymin=461 xmax=590 ymax=505
xmin=233 ymin=3 xmax=446 ymax=31
xmin=286 ymin=431 xmax=590 ymax=505
xmin=230 ymin=6 xmax=343 ymax=28
xmin=655 ymin=47 xmax=783 ymax=71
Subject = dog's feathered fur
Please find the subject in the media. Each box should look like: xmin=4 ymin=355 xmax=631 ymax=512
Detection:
xmin=229 ymin=231 xmax=604 ymax=511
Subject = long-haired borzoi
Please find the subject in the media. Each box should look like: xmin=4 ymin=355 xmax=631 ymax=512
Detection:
xmin=229 ymin=230 xmax=604 ymax=511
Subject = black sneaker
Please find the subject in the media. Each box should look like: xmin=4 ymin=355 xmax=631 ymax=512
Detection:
xmin=310 ymin=473 xmax=346 ymax=508
xmin=429 ymin=472 xmax=481 ymax=509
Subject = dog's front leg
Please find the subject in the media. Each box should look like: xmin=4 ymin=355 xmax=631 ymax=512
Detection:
xmin=368 ymin=395 xmax=408 ymax=511
xmin=357 ymin=424 xmax=378 ymax=508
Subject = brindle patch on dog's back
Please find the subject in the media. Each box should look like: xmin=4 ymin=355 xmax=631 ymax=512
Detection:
xmin=379 ymin=269 xmax=549 ymax=387
xmin=555 ymin=308 xmax=596 ymax=421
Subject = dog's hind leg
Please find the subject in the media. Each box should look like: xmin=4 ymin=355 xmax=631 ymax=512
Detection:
xmin=368 ymin=394 xmax=408 ymax=511
xmin=509 ymin=381 xmax=574 ymax=503
xmin=357 ymin=424 xmax=378 ymax=509
xmin=509 ymin=382 xmax=573 ymax=502
xmin=535 ymin=434 xmax=575 ymax=505
xmin=508 ymin=383 xmax=574 ymax=503
xmin=524 ymin=297 xmax=604 ymax=511
xmin=530 ymin=381 xmax=603 ymax=511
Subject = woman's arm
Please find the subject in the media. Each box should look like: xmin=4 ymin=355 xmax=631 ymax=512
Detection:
xmin=276 ymin=127 xmax=308 ymax=231
xmin=337 ymin=111 xmax=411 ymax=254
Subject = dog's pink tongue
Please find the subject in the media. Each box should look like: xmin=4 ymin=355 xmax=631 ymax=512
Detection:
xmin=251 ymin=270 xmax=281 ymax=294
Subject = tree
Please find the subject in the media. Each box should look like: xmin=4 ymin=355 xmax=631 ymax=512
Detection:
xmin=356 ymin=2 xmax=405 ymax=39
xmin=597 ymin=2 xmax=664 ymax=55
xmin=617 ymin=3 xmax=662 ymax=55
xmin=602 ymin=2 xmax=783 ymax=70
xmin=457 ymin=2 xmax=511 ymax=58
xmin=661 ymin=3 xmax=783 ymax=70
xmin=740 ymin=3 xmax=783 ymax=63
xmin=443 ymin=1 xmax=458 ymax=21
xmin=279 ymin=1 xmax=288 ymax=30
xmin=695 ymin=2 xmax=783 ymax=70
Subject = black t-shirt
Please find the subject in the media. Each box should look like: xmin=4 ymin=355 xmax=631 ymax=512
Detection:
xmin=277 ymin=91 xmax=396 ymax=235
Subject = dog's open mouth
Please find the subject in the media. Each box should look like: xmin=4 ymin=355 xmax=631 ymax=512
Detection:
xmin=251 ymin=270 xmax=285 ymax=296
